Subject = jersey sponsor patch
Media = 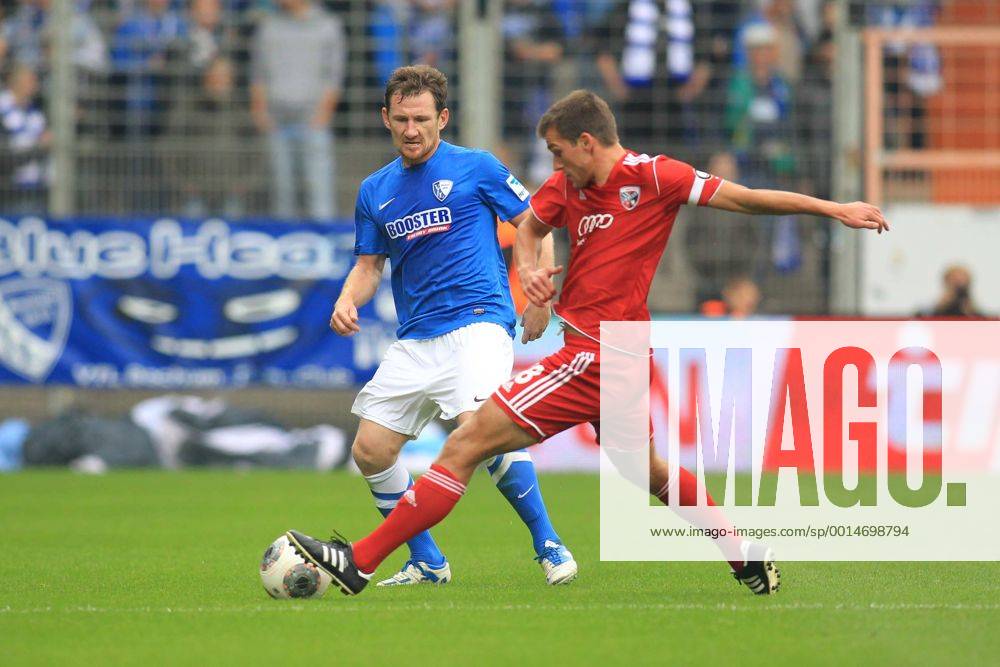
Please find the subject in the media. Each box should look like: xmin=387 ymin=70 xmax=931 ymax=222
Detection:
xmin=506 ymin=174 xmax=529 ymax=201
xmin=432 ymin=179 xmax=453 ymax=202
xmin=385 ymin=207 xmax=453 ymax=240
xmin=619 ymin=186 xmax=640 ymax=210
xmin=576 ymin=213 xmax=614 ymax=245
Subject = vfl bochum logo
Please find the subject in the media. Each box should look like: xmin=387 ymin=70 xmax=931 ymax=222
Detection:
xmin=432 ymin=179 xmax=453 ymax=202
xmin=0 ymin=277 xmax=72 ymax=382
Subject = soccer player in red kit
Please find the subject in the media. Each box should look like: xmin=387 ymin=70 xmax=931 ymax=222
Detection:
xmin=287 ymin=90 xmax=890 ymax=597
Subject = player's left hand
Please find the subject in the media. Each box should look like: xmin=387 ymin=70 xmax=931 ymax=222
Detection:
xmin=836 ymin=201 xmax=890 ymax=234
xmin=520 ymin=303 xmax=551 ymax=344
xmin=521 ymin=265 xmax=563 ymax=307
xmin=330 ymin=298 xmax=361 ymax=336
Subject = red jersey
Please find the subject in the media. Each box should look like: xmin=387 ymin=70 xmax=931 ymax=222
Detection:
xmin=529 ymin=151 xmax=723 ymax=339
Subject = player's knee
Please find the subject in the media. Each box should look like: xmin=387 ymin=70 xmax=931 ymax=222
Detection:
xmin=351 ymin=434 xmax=397 ymax=475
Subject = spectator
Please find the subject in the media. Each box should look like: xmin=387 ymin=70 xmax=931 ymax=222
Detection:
xmin=701 ymin=275 xmax=761 ymax=318
xmin=0 ymin=0 xmax=108 ymax=136
xmin=110 ymin=0 xmax=187 ymax=138
xmin=795 ymin=2 xmax=835 ymax=199
xmin=251 ymin=0 xmax=345 ymax=220
xmin=866 ymin=1 xmax=941 ymax=150
xmin=410 ymin=0 xmax=455 ymax=71
xmin=502 ymin=0 xmax=565 ymax=185
xmin=593 ymin=0 xmax=715 ymax=159
xmin=0 ymin=0 xmax=108 ymax=75
xmin=167 ymin=56 xmax=255 ymax=219
xmin=368 ymin=1 xmax=455 ymax=85
xmin=368 ymin=0 xmax=408 ymax=86
xmin=0 ymin=64 xmax=50 ymax=213
xmin=795 ymin=0 xmax=827 ymax=43
xmin=722 ymin=275 xmax=761 ymax=318
xmin=924 ymin=265 xmax=983 ymax=318
xmin=185 ymin=0 xmax=235 ymax=73
xmin=572 ymin=0 xmax=616 ymax=93
xmin=725 ymin=23 xmax=794 ymax=188
xmin=725 ymin=24 xmax=804 ymax=280
xmin=549 ymin=0 xmax=588 ymax=52
xmin=697 ymin=0 xmax=746 ymax=150
xmin=732 ymin=0 xmax=808 ymax=85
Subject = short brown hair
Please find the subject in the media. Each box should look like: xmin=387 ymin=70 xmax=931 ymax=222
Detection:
xmin=537 ymin=90 xmax=618 ymax=146
xmin=384 ymin=65 xmax=448 ymax=113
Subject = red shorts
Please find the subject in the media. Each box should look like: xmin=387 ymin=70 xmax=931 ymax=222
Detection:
xmin=492 ymin=339 xmax=602 ymax=441
xmin=493 ymin=334 xmax=656 ymax=441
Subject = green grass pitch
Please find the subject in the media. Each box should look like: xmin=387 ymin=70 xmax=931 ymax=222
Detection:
xmin=2 ymin=471 xmax=997 ymax=665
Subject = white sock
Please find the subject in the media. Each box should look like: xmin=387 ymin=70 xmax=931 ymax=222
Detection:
xmin=364 ymin=461 xmax=412 ymax=512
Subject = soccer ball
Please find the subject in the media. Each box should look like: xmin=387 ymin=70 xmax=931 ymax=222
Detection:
xmin=260 ymin=533 xmax=332 ymax=599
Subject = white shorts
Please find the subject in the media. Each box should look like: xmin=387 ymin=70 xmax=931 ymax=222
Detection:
xmin=351 ymin=322 xmax=514 ymax=438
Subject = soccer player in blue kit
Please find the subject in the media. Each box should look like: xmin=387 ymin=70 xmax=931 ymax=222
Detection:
xmin=328 ymin=65 xmax=577 ymax=586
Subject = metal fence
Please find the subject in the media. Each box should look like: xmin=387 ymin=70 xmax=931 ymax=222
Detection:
xmin=1 ymin=0 xmax=997 ymax=314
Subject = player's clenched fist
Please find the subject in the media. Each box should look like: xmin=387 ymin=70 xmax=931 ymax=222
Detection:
xmin=330 ymin=299 xmax=361 ymax=335
xmin=520 ymin=265 xmax=563 ymax=308
xmin=836 ymin=201 xmax=890 ymax=234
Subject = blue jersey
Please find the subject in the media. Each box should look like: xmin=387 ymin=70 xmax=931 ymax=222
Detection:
xmin=354 ymin=141 xmax=531 ymax=340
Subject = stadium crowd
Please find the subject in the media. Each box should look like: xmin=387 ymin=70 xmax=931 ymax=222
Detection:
xmin=0 ymin=0 xmax=955 ymax=310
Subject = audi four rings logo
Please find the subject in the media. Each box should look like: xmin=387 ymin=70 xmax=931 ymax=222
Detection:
xmin=577 ymin=213 xmax=614 ymax=237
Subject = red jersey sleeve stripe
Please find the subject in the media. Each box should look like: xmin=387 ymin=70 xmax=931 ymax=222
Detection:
xmin=688 ymin=174 xmax=723 ymax=206
xmin=686 ymin=175 xmax=705 ymax=205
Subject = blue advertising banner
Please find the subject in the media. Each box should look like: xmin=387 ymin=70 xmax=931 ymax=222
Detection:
xmin=0 ymin=216 xmax=398 ymax=387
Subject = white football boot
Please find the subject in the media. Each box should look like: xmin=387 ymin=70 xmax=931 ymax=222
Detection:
xmin=535 ymin=540 xmax=578 ymax=585
xmin=376 ymin=559 xmax=452 ymax=586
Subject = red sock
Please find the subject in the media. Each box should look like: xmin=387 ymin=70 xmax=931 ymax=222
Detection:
xmin=352 ymin=465 xmax=466 ymax=574
xmin=654 ymin=467 xmax=745 ymax=572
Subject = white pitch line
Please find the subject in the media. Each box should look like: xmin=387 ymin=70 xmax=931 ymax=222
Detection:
xmin=0 ymin=602 xmax=998 ymax=615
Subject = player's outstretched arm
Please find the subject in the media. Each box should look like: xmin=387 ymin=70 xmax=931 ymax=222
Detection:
xmin=514 ymin=212 xmax=563 ymax=309
xmin=330 ymin=254 xmax=386 ymax=336
xmin=708 ymin=181 xmax=890 ymax=233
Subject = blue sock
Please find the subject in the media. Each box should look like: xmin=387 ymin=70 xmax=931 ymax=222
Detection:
xmin=365 ymin=462 xmax=447 ymax=568
xmin=488 ymin=450 xmax=561 ymax=555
